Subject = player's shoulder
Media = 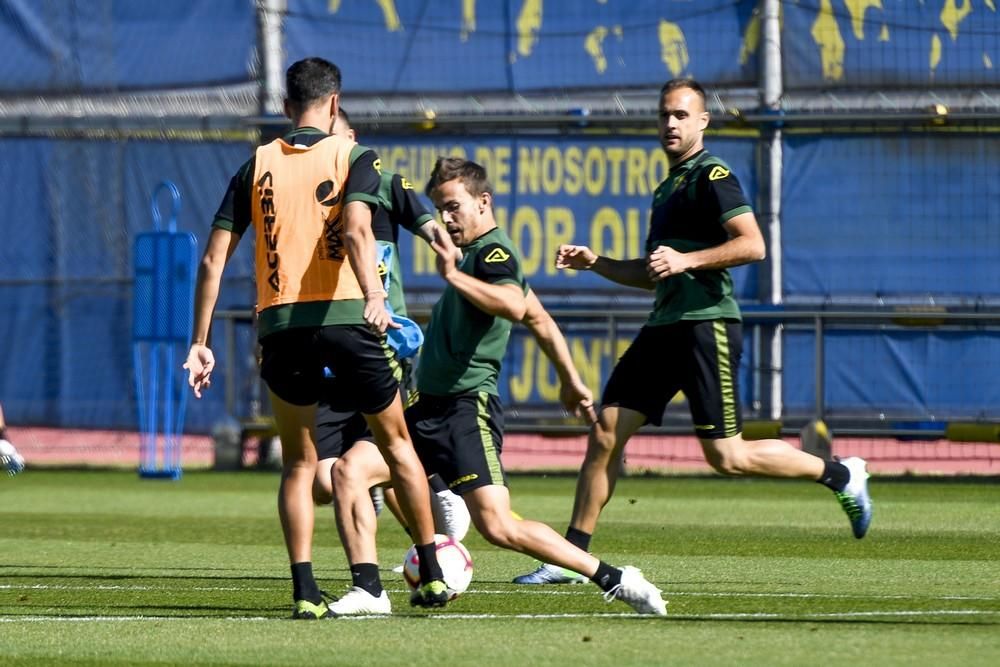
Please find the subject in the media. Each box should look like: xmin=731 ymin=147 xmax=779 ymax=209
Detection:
xmin=694 ymin=151 xmax=737 ymax=184
xmin=476 ymin=242 xmax=516 ymax=265
xmin=472 ymin=228 xmax=520 ymax=265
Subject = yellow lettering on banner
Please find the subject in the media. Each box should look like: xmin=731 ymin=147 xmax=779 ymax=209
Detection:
xmin=474 ymin=146 xmax=511 ymax=195
xmin=546 ymin=207 xmax=574 ymax=275
xmin=507 ymin=334 xmax=636 ymax=405
xmin=564 ymin=146 xmax=583 ymax=195
xmin=508 ymin=207 xmax=576 ymax=278
xmin=584 ymin=147 xmax=607 ymax=196
xmin=494 ymin=145 xmax=511 ymax=195
xmin=518 ymin=146 xmax=540 ymax=194
xmin=509 ymin=336 xmax=533 ymax=403
xmin=571 ymin=338 xmax=605 ymax=397
xmin=542 ymin=146 xmax=563 ymax=195
xmin=535 ymin=345 xmax=561 ymax=401
xmin=510 ymin=206 xmax=543 ymax=275
xmin=649 ymin=150 xmax=669 ymax=187
xmin=606 ymin=148 xmax=625 ymax=195
xmin=375 ymin=145 xmax=468 ymax=183
xmin=514 ymin=145 xmax=669 ymax=196
xmin=387 ymin=146 xmax=409 ymax=174
xmin=626 ymin=148 xmax=648 ymax=196
xmin=626 ymin=207 xmax=643 ymax=258
xmin=590 ymin=207 xmax=625 ymax=259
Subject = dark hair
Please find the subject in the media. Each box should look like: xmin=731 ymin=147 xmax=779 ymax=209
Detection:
xmin=659 ymin=78 xmax=707 ymax=109
xmin=337 ymin=107 xmax=351 ymax=125
xmin=285 ymin=57 xmax=342 ymax=110
xmin=425 ymin=157 xmax=493 ymax=198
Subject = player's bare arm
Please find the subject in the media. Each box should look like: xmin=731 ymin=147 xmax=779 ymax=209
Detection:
xmin=184 ymin=227 xmax=239 ymax=398
xmin=555 ymin=244 xmax=654 ymax=290
xmin=521 ymin=289 xmax=597 ymax=424
xmin=430 ymin=225 xmax=527 ymax=321
xmin=344 ymin=199 xmax=398 ymax=334
xmin=647 ymin=211 xmax=765 ymax=282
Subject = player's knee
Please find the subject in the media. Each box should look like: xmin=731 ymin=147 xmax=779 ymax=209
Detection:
xmin=470 ymin=510 xmax=516 ymax=549
xmin=331 ymin=457 xmax=364 ymax=490
xmin=585 ymin=423 xmax=618 ymax=459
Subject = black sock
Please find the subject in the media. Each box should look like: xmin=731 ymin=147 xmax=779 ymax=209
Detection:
xmin=818 ymin=460 xmax=851 ymax=492
xmin=415 ymin=542 xmax=444 ymax=583
xmin=566 ymin=527 xmax=592 ymax=552
xmin=350 ymin=563 xmax=383 ymax=597
xmin=590 ymin=561 xmax=622 ymax=593
xmin=291 ymin=562 xmax=320 ymax=603
xmin=428 ymin=475 xmax=449 ymax=493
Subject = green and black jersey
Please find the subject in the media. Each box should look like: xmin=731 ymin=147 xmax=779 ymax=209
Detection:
xmin=373 ymin=171 xmax=434 ymax=316
xmin=416 ymin=227 xmax=527 ymax=397
xmin=211 ymin=126 xmax=382 ymax=337
xmin=645 ymin=149 xmax=752 ymax=327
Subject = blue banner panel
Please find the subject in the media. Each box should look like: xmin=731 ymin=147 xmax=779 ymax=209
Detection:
xmin=368 ymin=133 xmax=759 ymax=300
xmin=782 ymin=328 xmax=1000 ymax=420
xmin=784 ymin=0 xmax=1000 ymax=88
xmin=0 ymin=137 xmax=256 ymax=433
xmin=286 ymin=0 xmax=758 ymax=94
xmin=781 ymin=133 xmax=1000 ymax=303
xmin=0 ymin=0 xmax=254 ymax=92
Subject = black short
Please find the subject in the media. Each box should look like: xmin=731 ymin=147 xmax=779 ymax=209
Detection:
xmin=314 ymin=358 xmax=415 ymax=460
xmin=259 ymin=324 xmax=400 ymax=411
xmin=405 ymin=391 xmax=506 ymax=495
xmin=602 ymin=319 xmax=743 ymax=439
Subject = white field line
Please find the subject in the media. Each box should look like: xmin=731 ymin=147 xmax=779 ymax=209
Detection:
xmin=0 ymin=583 xmax=997 ymax=603
xmin=0 ymin=609 xmax=997 ymax=623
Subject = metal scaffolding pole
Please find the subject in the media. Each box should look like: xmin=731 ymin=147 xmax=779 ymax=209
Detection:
xmin=257 ymin=0 xmax=287 ymax=117
xmin=759 ymin=0 xmax=784 ymax=421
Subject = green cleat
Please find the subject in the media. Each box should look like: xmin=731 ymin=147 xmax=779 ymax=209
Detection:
xmin=292 ymin=598 xmax=333 ymax=620
xmin=409 ymin=579 xmax=450 ymax=608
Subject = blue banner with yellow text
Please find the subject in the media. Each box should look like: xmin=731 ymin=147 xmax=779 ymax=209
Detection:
xmin=285 ymin=0 xmax=759 ymax=93
xmin=783 ymin=0 xmax=1000 ymax=88
xmin=368 ymin=133 xmax=759 ymax=300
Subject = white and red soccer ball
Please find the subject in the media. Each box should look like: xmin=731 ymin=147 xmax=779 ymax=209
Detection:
xmin=402 ymin=534 xmax=473 ymax=600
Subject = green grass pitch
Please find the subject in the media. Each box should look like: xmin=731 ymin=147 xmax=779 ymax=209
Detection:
xmin=1 ymin=470 xmax=998 ymax=666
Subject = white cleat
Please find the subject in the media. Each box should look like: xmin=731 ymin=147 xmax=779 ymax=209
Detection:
xmin=835 ymin=456 xmax=873 ymax=539
xmin=431 ymin=488 xmax=471 ymax=541
xmin=327 ymin=587 xmax=391 ymax=616
xmin=0 ymin=440 xmax=24 ymax=477
xmin=603 ymin=566 xmax=667 ymax=616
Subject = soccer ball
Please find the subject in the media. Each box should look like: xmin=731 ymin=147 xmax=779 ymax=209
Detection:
xmin=402 ymin=534 xmax=473 ymax=600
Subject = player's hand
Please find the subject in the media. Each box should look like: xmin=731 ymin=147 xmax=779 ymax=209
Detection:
xmin=429 ymin=224 xmax=462 ymax=280
xmin=363 ymin=292 xmax=400 ymax=334
xmin=183 ymin=344 xmax=215 ymax=399
xmin=646 ymin=244 xmax=690 ymax=281
xmin=560 ymin=379 xmax=598 ymax=425
xmin=555 ymin=244 xmax=597 ymax=271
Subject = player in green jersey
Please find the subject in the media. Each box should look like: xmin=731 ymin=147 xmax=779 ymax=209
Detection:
xmin=516 ymin=78 xmax=872 ymax=586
